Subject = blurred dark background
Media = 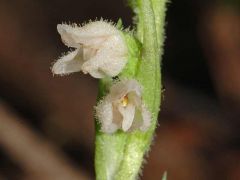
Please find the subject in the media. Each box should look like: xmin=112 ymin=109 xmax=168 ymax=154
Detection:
xmin=0 ymin=0 xmax=240 ymax=179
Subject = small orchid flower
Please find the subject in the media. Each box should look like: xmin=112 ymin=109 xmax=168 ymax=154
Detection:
xmin=96 ymin=79 xmax=151 ymax=133
xmin=52 ymin=20 xmax=128 ymax=78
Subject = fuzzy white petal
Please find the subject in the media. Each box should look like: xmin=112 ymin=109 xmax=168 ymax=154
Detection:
xmin=140 ymin=105 xmax=152 ymax=131
xmin=81 ymin=56 xmax=127 ymax=78
xmin=57 ymin=24 xmax=106 ymax=48
xmin=52 ymin=48 xmax=83 ymax=75
xmin=57 ymin=24 xmax=81 ymax=48
xmin=96 ymin=99 xmax=119 ymax=133
xmin=57 ymin=22 xmax=125 ymax=49
xmin=109 ymin=80 xmax=142 ymax=100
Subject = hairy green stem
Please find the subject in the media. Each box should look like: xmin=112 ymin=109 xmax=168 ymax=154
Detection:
xmin=95 ymin=0 xmax=168 ymax=179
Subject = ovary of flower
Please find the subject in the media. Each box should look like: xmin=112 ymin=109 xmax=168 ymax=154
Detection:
xmin=96 ymin=79 xmax=152 ymax=133
xmin=52 ymin=20 xmax=127 ymax=78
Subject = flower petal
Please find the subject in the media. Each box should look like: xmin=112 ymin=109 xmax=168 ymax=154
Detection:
xmin=109 ymin=80 xmax=142 ymax=101
xmin=57 ymin=24 xmax=81 ymax=48
xmin=52 ymin=48 xmax=83 ymax=75
xmin=118 ymin=104 xmax=135 ymax=132
xmin=96 ymin=98 xmax=118 ymax=133
xmin=81 ymin=56 xmax=127 ymax=78
xmin=139 ymin=105 xmax=152 ymax=131
xmin=127 ymin=91 xmax=141 ymax=106
xmin=57 ymin=21 xmax=121 ymax=48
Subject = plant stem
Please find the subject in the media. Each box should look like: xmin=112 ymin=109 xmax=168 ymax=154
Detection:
xmin=95 ymin=0 xmax=168 ymax=179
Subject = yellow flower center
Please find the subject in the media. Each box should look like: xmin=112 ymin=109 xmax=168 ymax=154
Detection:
xmin=121 ymin=95 xmax=128 ymax=107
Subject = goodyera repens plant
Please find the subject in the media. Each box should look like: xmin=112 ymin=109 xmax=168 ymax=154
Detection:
xmin=52 ymin=0 xmax=167 ymax=179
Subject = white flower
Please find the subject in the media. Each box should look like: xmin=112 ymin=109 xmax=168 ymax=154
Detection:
xmin=96 ymin=79 xmax=151 ymax=133
xmin=52 ymin=20 xmax=127 ymax=78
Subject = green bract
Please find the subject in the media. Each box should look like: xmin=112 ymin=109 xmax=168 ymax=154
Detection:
xmin=95 ymin=0 xmax=168 ymax=179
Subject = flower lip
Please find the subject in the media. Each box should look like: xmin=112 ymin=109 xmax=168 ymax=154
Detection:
xmin=52 ymin=20 xmax=128 ymax=78
xmin=96 ymin=79 xmax=151 ymax=133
